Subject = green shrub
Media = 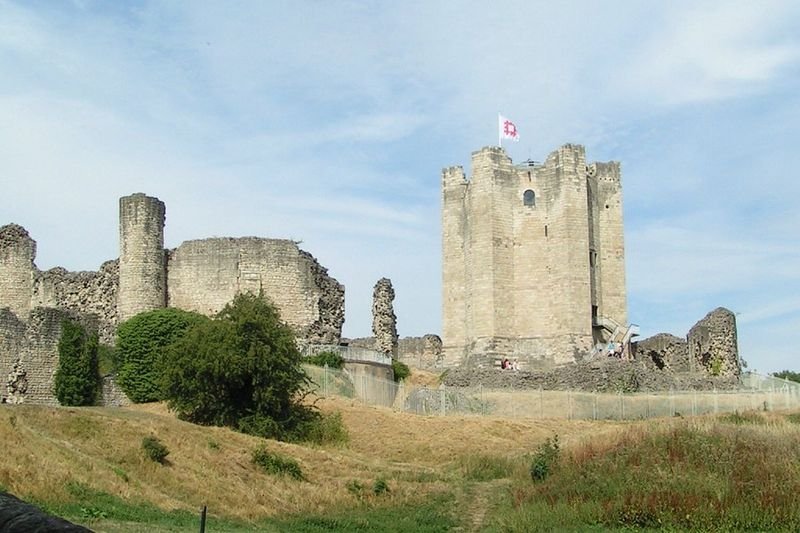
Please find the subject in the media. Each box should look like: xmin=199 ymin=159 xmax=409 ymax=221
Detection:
xmin=530 ymin=435 xmax=560 ymax=482
xmin=159 ymin=293 xmax=314 ymax=441
xmin=117 ymin=308 xmax=208 ymax=403
xmin=306 ymin=350 xmax=344 ymax=369
xmin=251 ymin=446 xmax=304 ymax=480
xmin=54 ymin=319 xmax=100 ymax=406
xmin=372 ymin=477 xmax=390 ymax=495
xmin=392 ymin=359 xmax=410 ymax=382
xmin=292 ymin=411 xmax=349 ymax=446
xmin=141 ymin=436 xmax=169 ymax=464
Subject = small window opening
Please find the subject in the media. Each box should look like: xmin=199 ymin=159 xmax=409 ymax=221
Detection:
xmin=527 ymin=171 xmax=531 ymax=181
xmin=589 ymin=250 xmax=597 ymax=268
xmin=544 ymin=225 xmax=548 ymax=237
xmin=523 ymin=189 xmax=535 ymax=207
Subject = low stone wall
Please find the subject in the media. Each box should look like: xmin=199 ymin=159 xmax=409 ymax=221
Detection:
xmin=344 ymin=334 xmax=444 ymax=370
xmin=441 ymin=357 xmax=742 ymax=393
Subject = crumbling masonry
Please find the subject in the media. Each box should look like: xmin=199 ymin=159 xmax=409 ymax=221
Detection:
xmin=1 ymin=193 xmax=345 ymax=404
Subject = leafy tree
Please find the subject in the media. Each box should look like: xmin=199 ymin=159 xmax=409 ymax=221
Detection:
xmin=772 ymin=370 xmax=800 ymax=384
xmin=54 ymin=319 xmax=100 ymax=406
xmin=116 ymin=308 xmax=208 ymax=403
xmin=159 ymin=292 xmax=315 ymax=440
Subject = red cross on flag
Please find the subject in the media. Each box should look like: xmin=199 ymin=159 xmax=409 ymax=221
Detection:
xmin=499 ymin=114 xmax=520 ymax=144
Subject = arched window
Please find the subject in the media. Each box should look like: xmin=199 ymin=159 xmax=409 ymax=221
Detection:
xmin=523 ymin=189 xmax=535 ymax=207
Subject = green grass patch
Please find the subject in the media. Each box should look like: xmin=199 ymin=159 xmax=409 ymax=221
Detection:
xmin=34 ymin=482 xmax=222 ymax=530
xmin=456 ymin=453 xmax=516 ymax=481
xmin=266 ymin=496 xmax=457 ymax=532
xmin=39 ymin=483 xmax=455 ymax=532
xmin=785 ymin=413 xmax=800 ymax=424
xmin=485 ymin=422 xmax=800 ymax=531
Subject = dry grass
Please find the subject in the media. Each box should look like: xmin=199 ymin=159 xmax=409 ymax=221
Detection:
xmin=4 ymin=396 xmax=793 ymax=529
xmin=0 ymin=396 xmax=627 ymax=523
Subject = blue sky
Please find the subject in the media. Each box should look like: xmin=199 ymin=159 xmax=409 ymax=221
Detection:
xmin=1 ymin=1 xmax=799 ymax=373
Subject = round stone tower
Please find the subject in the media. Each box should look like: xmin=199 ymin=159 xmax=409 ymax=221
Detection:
xmin=0 ymin=224 xmax=36 ymax=320
xmin=118 ymin=193 xmax=166 ymax=322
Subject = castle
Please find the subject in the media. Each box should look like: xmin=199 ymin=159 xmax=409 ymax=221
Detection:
xmin=441 ymin=144 xmax=636 ymax=368
xmin=0 ymin=193 xmax=345 ymax=404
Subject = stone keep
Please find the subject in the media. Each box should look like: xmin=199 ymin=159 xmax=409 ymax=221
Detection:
xmin=442 ymin=145 xmax=627 ymax=368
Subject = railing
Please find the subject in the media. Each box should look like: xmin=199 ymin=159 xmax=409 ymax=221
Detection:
xmin=304 ymin=365 xmax=800 ymax=420
xmin=302 ymin=344 xmax=393 ymax=366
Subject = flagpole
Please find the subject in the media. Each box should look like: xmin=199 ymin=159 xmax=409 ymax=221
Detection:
xmin=498 ymin=113 xmax=502 ymax=148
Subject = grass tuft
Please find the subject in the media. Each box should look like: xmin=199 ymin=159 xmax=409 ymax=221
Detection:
xmin=457 ymin=453 xmax=516 ymax=481
xmin=252 ymin=445 xmax=304 ymax=480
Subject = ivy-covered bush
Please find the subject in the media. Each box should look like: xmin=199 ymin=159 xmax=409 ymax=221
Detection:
xmin=54 ymin=319 xmax=100 ymax=406
xmin=116 ymin=308 xmax=208 ymax=403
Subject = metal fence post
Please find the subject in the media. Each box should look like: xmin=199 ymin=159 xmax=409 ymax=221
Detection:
xmin=539 ymin=386 xmax=543 ymax=419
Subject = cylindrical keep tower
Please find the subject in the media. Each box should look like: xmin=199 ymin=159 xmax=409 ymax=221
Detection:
xmin=118 ymin=193 xmax=166 ymax=322
xmin=0 ymin=224 xmax=36 ymax=320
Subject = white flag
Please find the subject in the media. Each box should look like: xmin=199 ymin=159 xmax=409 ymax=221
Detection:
xmin=499 ymin=114 xmax=520 ymax=142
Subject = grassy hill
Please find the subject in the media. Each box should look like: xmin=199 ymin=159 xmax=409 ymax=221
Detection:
xmin=1 ymin=392 xmax=799 ymax=531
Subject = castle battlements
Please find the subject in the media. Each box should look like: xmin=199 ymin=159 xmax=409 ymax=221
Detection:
xmin=441 ymin=144 xmax=627 ymax=368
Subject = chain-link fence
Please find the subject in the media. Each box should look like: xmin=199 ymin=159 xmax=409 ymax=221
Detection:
xmin=303 ymin=365 xmax=800 ymax=420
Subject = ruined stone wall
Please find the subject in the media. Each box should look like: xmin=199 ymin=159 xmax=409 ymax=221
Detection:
xmin=167 ymin=237 xmax=344 ymax=344
xmin=32 ymin=260 xmax=119 ymax=344
xmin=0 ymin=224 xmax=36 ymax=320
xmin=441 ymin=357 xmax=741 ymax=393
xmin=634 ymin=333 xmax=691 ymax=372
xmin=442 ymin=145 xmax=621 ymax=368
xmin=118 ymin=193 xmax=166 ymax=322
xmin=372 ymin=278 xmax=397 ymax=356
xmin=688 ymin=308 xmax=740 ymax=377
xmin=2 ymin=308 xmax=71 ymax=405
xmin=0 ymin=309 xmax=27 ymax=404
xmin=345 ymin=334 xmax=444 ymax=369
xmin=632 ymin=308 xmax=740 ymax=378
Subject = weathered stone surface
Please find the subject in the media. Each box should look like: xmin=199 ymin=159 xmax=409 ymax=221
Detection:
xmin=634 ymin=333 xmax=690 ymax=372
xmin=442 ymin=145 xmax=627 ymax=368
xmin=118 ymin=193 xmax=166 ymax=322
xmin=101 ymin=374 xmax=131 ymax=407
xmin=441 ymin=357 xmax=741 ymax=393
xmin=1 ymin=193 xmax=344 ymax=405
xmin=345 ymin=334 xmax=444 ymax=369
xmin=167 ymin=237 xmax=344 ymax=345
xmin=0 ymin=224 xmax=36 ymax=321
xmin=372 ymin=278 xmax=397 ymax=357
xmin=33 ymin=260 xmax=119 ymax=344
xmin=688 ymin=307 xmax=740 ymax=378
